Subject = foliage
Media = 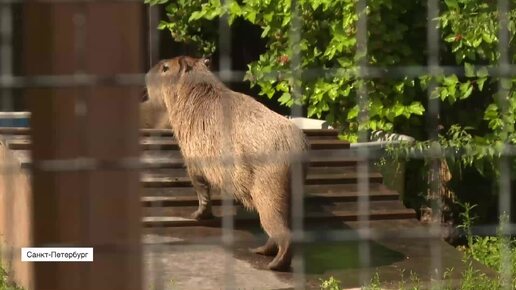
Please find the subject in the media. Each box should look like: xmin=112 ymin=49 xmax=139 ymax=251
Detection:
xmin=317 ymin=202 xmax=516 ymax=289
xmin=458 ymin=202 xmax=516 ymax=277
xmin=319 ymin=276 xmax=342 ymax=290
xmin=145 ymin=0 xmax=516 ymax=180
xmin=0 ymin=267 xmax=23 ymax=290
xmin=144 ymin=0 xmax=430 ymax=143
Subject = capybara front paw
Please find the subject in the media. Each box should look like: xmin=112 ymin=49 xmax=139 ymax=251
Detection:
xmin=190 ymin=209 xmax=214 ymax=220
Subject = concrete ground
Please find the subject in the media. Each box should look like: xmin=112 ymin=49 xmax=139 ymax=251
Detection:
xmin=142 ymin=220 xmax=496 ymax=290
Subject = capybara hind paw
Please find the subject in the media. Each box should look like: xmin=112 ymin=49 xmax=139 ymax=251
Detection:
xmin=267 ymin=259 xmax=291 ymax=272
xmin=249 ymin=244 xmax=278 ymax=256
xmin=191 ymin=209 xmax=214 ymax=220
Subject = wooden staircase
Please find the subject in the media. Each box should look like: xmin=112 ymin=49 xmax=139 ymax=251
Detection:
xmin=0 ymin=127 xmax=417 ymax=228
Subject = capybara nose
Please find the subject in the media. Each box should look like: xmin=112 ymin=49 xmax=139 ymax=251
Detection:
xmin=141 ymin=88 xmax=149 ymax=103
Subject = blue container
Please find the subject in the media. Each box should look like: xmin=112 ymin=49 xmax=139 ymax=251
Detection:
xmin=0 ymin=113 xmax=30 ymax=127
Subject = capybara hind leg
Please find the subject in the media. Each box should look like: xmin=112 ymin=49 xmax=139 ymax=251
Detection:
xmin=267 ymin=233 xmax=292 ymax=271
xmin=255 ymin=206 xmax=292 ymax=271
xmin=190 ymin=175 xmax=214 ymax=220
xmin=250 ymin=237 xmax=278 ymax=256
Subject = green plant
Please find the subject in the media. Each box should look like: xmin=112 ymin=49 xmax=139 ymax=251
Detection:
xmin=145 ymin=0 xmax=516 ymax=183
xmin=0 ymin=267 xmax=23 ymax=290
xmin=362 ymin=272 xmax=382 ymax=290
xmin=144 ymin=0 xmax=430 ymax=142
xmin=458 ymin=203 xmax=515 ymax=270
xmin=319 ymin=276 xmax=342 ymax=290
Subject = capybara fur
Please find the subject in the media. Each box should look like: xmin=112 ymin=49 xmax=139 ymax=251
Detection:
xmin=142 ymin=56 xmax=309 ymax=271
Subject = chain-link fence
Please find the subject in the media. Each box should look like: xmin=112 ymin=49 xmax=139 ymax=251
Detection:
xmin=0 ymin=0 xmax=515 ymax=290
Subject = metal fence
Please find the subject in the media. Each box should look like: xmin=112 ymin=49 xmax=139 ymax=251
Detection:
xmin=0 ymin=0 xmax=514 ymax=290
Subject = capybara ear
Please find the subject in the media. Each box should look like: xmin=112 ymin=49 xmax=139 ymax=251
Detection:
xmin=201 ymin=57 xmax=211 ymax=68
xmin=178 ymin=56 xmax=193 ymax=75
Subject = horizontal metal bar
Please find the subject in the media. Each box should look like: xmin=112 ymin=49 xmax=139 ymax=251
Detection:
xmin=0 ymin=223 xmax=514 ymax=255
xmin=1 ymin=65 xmax=516 ymax=88
xmin=0 ymin=73 xmax=146 ymax=88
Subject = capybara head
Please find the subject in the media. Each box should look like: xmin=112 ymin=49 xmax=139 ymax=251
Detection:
xmin=142 ymin=56 xmax=211 ymax=104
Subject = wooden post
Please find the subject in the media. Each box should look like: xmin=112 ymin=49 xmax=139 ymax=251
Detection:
xmin=24 ymin=3 xmax=144 ymax=290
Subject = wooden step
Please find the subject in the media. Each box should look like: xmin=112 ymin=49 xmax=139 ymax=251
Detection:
xmin=141 ymin=170 xmax=383 ymax=188
xmin=3 ymin=137 xmax=349 ymax=151
xmin=0 ymin=127 xmax=29 ymax=135
xmin=142 ymin=183 xmax=400 ymax=207
xmin=138 ymin=151 xmax=362 ymax=168
xmin=12 ymin=150 xmax=364 ymax=169
xmin=142 ymin=200 xmax=416 ymax=227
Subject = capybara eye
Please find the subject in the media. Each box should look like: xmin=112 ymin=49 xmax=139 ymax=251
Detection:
xmin=161 ymin=63 xmax=169 ymax=73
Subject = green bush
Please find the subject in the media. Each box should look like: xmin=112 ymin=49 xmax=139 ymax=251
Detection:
xmin=145 ymin=0 xmax=516 ymax=182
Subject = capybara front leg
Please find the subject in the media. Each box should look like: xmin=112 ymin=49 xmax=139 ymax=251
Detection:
xmin=190 ymin=175 xmax=214 ymax=220
xmin=249 ymin=237 xmax=278 ymax=256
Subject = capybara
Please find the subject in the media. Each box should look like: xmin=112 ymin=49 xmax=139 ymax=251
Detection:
xmin=142 ymin=56 xmax=309 ymax=271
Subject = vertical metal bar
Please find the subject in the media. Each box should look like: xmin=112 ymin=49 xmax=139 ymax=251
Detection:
xmin=289 ymin=0 xmax=305 ymax=289
xmin=145 ymin=5 xmax=165 ymax=290
xmin=426 ymin=0 xmax=442 ymax=287
xmin=72 ymin=5 xmax=91 ymax=289
xmin=148 ymin=5 xmax=160 ymax=67
xmin=219 ymin=1 xmax=235 ymax=289
xmin=355 ymin=0 xmax=371 ymax=286
xmin=496 ymin=0 xmax=512 ymax=288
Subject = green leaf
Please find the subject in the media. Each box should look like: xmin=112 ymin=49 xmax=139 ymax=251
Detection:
xmin=462 ymin=84 xmax=473 ymax=99
xmin=409 ymin=102 xmax=425 ymax=115
xmin=484 ymin=104 xmax=499 ymax=120
xmin=444 ymin=0 xmax=459 ymax=10
xmin=278 ymin=92 xmax=292 ymax=105
xmin=347 ymin=106 xmax=359 ymax=120
xmin=477 ymin=77 xmax=487 ymax=91
xmin=476 ymin=67 xmax=489 ymax=78
xmin=394 ymin=104 xmax=404 ymax=116
xmin=261 ymin=26 xmax=271 ymax=38
xmin=464 ymin=63 xmax=475 ymax=78
xmin=440 ymin=87 xmax=449 ymax=100
xmin=157 ymin=20 xmax=169 ymax=30
xmin=444 ymin=74 xmax=458 ymax=86
xmin=246 ymin=10 xmax=257 ymax=23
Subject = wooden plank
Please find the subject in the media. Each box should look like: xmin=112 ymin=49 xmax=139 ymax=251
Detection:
xmin=13 ymin=150 xmax=364 ymax=169
xmin=141 ymin=188 xmax=400 ymax=207
xmin=141 ymin=171 xmax=384 ymax=187
xmin=142 ymin=201 xmax=416 ymax=228
xmin=26 ymin=3 xmax=143 ymax=290
xmin=141 ymin=165 xmax=379 ymax=178
xmin=142 ymin=183 xmax=396 ymax=198
xmin=144 ymin=200 xmax=410 ymax=216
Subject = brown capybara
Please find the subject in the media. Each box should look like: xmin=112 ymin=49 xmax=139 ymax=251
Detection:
xmin=142 ymin=56 xmax=309 ymax=271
